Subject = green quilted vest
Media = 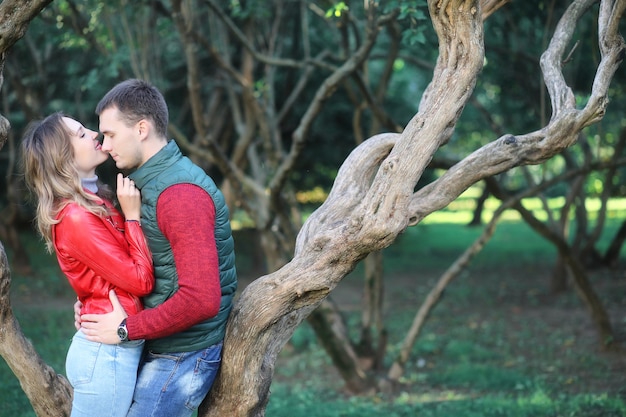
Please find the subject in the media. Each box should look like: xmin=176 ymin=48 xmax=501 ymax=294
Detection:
xmin=129 ymin=140 xmax=237 ymax=352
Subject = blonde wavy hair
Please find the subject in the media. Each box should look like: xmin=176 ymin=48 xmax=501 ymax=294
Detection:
xmin=21 ymin=112 xmax=113 ymax=252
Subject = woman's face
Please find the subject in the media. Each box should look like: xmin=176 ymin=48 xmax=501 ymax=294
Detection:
xmin=63 ymin=117 xmax=109 ymax=178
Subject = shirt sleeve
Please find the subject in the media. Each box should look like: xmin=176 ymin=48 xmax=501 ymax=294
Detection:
xmin=126 ymin=183 xmax=221 ymax=340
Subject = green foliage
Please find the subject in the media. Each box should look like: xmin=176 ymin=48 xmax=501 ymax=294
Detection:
xmin=268 ymin=203 xmax=624 ymax=416
xmin=381 ymin=191 xmax=626 ymax=272
xmin=325 ymin=2 xmax=349 ymax=19
xmin=386 ymin=0 xmax=429 ymax=46
xmin=3 ymin=0 xmax=624 ymax=208
xmin=384 ymin=218 xmax=559 ymax=271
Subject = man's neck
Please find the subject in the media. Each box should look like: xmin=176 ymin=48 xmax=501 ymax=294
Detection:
xmin=141 ymin=137 xmax=169 ymax=167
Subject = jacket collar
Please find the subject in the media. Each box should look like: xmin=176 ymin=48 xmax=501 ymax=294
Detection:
xmin=129 ymin=140 xmax=181 ymax=189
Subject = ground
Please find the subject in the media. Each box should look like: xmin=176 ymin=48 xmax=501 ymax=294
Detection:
xmin=265 ymin=263 xmax=626 ymax=399
xmin=6 ymin=243 xmax=626 ymax=406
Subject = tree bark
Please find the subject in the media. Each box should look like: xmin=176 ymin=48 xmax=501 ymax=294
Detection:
xmin=0 ymin=242 xmax=73 ymax=416
xmin=0 ymin=124 xmax=31 ymax=275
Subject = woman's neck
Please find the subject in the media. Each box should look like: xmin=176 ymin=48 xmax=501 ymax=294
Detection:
xmin=81 ymin=176 xmax=99 ymax=193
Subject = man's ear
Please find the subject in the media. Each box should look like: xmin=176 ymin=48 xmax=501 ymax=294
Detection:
xmin=137 ymin=119 xmax=150 ymax=141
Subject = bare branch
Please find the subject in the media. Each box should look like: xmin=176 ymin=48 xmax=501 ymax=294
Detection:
xmin=205 ymin=0 xmax=306 ymax=69
xmin=410 ymin=0 xmax=626 ymax=224
xmin=480 ymin=0 xmax=511 ymax=20
xmin=540 ymin=0 xmax=595 ymax=118
xmin=271 ymin=8 xmax=400 ymax=197
xmin=0 ymin=0 xmax=53 ymax=53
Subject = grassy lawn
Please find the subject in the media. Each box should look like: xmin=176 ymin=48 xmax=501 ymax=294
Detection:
xmin=1 ymin=195 xmax=625 ymax=416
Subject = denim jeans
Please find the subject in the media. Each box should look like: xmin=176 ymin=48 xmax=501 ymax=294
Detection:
xmin=127 ymin=342 xmax=223 ymax=417
xmin=65 ymin=330 xmax=144 ymax=417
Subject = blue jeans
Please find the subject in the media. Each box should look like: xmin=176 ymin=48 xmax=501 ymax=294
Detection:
xmin=65 ymin=330 xmax=144 ymax=417
xmin=127 ymin=342 xmax=223 ymax=417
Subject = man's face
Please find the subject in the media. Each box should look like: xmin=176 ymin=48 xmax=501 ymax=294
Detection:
xmin=99 ymin=107 xmax=143 ymax=170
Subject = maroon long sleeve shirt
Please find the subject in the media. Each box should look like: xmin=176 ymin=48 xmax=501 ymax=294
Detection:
xmin=126 ymin=183 xmax=222 ymax=341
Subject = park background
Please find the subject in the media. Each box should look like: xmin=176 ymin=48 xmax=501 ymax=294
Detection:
xmin=0 ymin=1 xmax=625 ymax=416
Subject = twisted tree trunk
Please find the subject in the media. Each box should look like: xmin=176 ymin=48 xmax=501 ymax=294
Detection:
xmin=206 ymin=1 xmax=625 ymax=415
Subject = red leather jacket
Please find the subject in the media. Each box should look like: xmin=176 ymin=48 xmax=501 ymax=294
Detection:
xmin=52 ymin=198 xmax=154 ymax=316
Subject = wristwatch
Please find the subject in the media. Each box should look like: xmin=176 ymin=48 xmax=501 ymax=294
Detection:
xmin=117 ymin=318 xmax=129 ymax=342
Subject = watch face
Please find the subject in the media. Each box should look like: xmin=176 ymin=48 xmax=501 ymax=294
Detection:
xmin=117 ymin=326 xmax=128 ymax=341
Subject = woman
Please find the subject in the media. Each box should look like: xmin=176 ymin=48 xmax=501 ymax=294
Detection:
xmin=21 ymin=112 xmax=154 ymax=417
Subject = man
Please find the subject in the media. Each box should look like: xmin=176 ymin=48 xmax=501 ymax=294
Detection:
xmin=80 ymin=79 xmax=237 ymax=417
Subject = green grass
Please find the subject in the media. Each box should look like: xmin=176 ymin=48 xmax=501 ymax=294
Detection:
xmin=384 ymin=220 xmax=559 ymax=271
xmin=266 ymin=387 xmax=626 ymax=417
xmin=1 ymin=195 xmax=625 ymax=416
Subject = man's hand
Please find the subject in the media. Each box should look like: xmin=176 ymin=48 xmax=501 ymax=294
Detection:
xmin=80 ymin=290 xmax=129 ymax=344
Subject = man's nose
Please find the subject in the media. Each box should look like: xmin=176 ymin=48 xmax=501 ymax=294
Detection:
xmin=101 ymin=136 xmax=112 ymax=152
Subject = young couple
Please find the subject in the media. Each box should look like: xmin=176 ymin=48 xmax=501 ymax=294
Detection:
xmin=21 ymin=79 xmax=237 ymax=417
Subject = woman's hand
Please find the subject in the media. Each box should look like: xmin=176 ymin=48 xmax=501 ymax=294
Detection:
xmin=117 ymin=173 xmax=141 ymax=221
xmin=74 ymin=299 xmax=83 ymax=330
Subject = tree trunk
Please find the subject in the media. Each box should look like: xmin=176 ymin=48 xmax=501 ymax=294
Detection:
xmin=560 ymin=249 xmax=616 ymax=348
xmin=0 ymin=139 xmax=32 ymax=275
xmin=468 ymin=184 xmax=489 ymax=226
xmin=514 ymin=202 xmax=616 ymax=347
xmin=0 ymin=242 xmax=73 ymax=416
xmin=308 ymin=298 xmax=373 ymax=394
xmin=205 ymin=0 xmax=625 ymax=414
xmin=0 ymin=219 xmax=31 ymax=275
xmin=550 ymin=256 xmax=569 ymax=293
xmin=358 ymin=250 xmax=386 ymax=372
xmin=603 ymin=218 xmax=626 ymax=268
